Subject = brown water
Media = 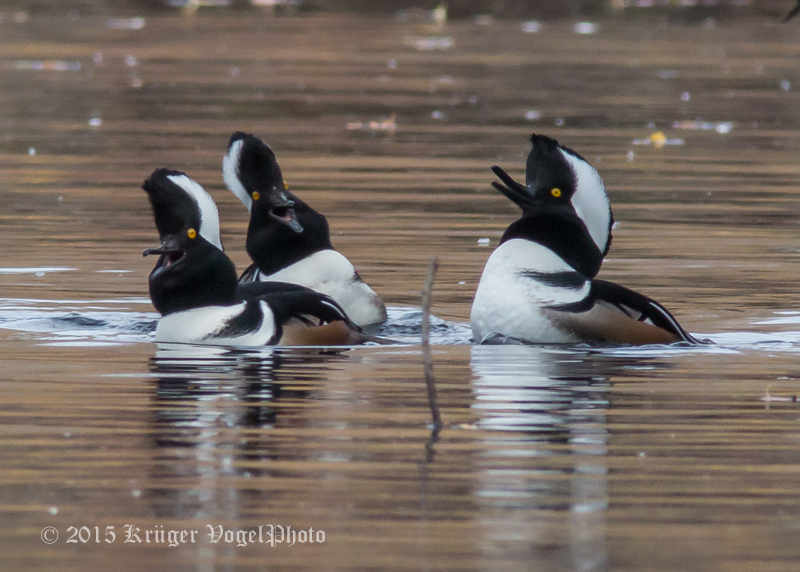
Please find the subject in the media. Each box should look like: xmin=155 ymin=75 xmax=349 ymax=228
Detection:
xmin=3 ymin=8 xmax=800 ymax=571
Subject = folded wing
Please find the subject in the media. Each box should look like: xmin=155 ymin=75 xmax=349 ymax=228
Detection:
xmin=546 ymin=279 xmax=703 ymax=345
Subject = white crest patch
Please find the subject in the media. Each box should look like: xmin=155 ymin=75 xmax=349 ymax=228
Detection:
xmin=559 ymin=149 xmax=611 ymax=254
xmin=222 ymin=139 xmax=252 ymax=212
xmin=166 ymin=174 xmax=223 ymax=250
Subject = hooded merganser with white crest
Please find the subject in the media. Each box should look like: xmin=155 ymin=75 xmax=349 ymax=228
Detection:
xmin=142 ymin=168 xmax=368 ymax=346
xmin=222 ymin=131 xmax=387 ymax=331
xmin=470 ymin=134 xmax=701 ymax=346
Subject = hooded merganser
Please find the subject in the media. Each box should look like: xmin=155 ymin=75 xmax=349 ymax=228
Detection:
xmin=222 ymin=132 xmax=387 ymax=331
xmin=142 ymin=168 xmax=367 ymax=346
xmin=471 ymin=134 xmax=700 ymax=345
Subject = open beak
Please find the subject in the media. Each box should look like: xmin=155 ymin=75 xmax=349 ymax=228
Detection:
xmin=491 ymin=165 xmax=538 ymax=210
xmin=143 ymin=236 xmax=186 ymax=274
xmin=268 ymin=189 xmax=303 ymax=233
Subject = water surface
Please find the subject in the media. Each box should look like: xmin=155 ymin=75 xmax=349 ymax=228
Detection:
xmin=3 ymin=9 xmax=800 ymax=571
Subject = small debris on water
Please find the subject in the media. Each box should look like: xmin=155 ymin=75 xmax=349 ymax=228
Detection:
xmin=88 ymin=117 xmax=102 ymax=127
xmin=167 ymin=0 xmax=232 ymax=6
xmin=6 ymin=11 xmax=29 ymax=24
xmin=346 ymin=113 xmax=396 ymax=133
xmin=49 ymin=506 xmax=58 ymax=515
xmin=781 ymin=79 xmax=791 ymax=91
xmin=106 ymin=17 xmax=145 ymax=30
xmin=431 ymin=3 xmax=447 ymax=25
xmin=672 ymin=120 xmax=733 ymax=134
xmin=631 ymin=131 xmax=684 ymax=148
xmin=14 ymin=60 xmax=81 ymax=72
xmin=431 ymin=110 xmax=444 ymax=119
xmin=649 ymin=131 xmax=666 ymax=148
xmin=455 ymin=423 xmax=478 ymax=430
xmin=681 ymin=91 xmax=691 ymax=102
xmin=252 ymin=0 xmax=298 ymax=6
xmin=761 ymin=384 xmax=798 ymax=404
xmin=573 ymin=22 xmax=598 ymax=34
xmin=477 ymin=238 xmax=490 ymax=246
xmin=28 ymin=147 xmax=35 ymax=156
xmin=525 ymin=110 xmax=541 ymax=121
xmin=124 ymin=55 xmax=137 ymax=67
xmin=407 ymin=36 xmax=453 ymax=51
xmin=521 ymin=21 xmax=542 ymax=33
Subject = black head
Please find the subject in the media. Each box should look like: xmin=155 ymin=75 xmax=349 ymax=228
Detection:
xmin=222 ymin=132 xmax=334 ymax=275
xmin=491 ymin=134 xmax=614 ymax=278
xmin=142 ymin=169 xmax=238 ymax=315
xmin=223 ymin=131 xmax=303 ymax=233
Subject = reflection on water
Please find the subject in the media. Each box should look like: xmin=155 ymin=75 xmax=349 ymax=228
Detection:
xmin=471 ymin=345 xmax=611 ymax=572
xmin=4 ymin=8 xmax=800 ymax=572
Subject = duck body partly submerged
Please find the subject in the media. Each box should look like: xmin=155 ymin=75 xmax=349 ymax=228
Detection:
xmin=142 ymin=168 xmax=367 ymax=346
xmin=471 ymin=134 xmax=700 ymax=346
xmin=222 ymin=131 xmax=387 ymax=330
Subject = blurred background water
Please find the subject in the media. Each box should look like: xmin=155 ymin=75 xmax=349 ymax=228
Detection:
xmin=3 ymin=1 xmax=800 ymax=570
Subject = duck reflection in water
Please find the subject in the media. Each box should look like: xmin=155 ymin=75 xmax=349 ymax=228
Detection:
xmin=145 ymin=344 xmax=350 ymax=522
xmin=470 ymin=344 xmax=699 ymax=570
xmin=469 ymin=345 xmax=682 ymax=571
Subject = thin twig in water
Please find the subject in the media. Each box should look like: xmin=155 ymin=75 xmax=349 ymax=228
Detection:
xmin=421 ymin=256 xmax=442 ymax=433
xmin=761 ymin=384 xmax=798 ymax=408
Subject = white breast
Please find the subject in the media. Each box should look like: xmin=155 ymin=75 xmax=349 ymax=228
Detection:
xmin=154 ymin=301 xmax=277 ymax=346
xmin=470 ymin=239 xmax=590 ymax=344
xmin=255 ymin=250 xmax=387 ymax=329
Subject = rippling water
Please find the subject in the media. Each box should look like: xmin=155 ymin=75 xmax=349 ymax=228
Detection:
xmin=4 ymin=8 xmax=800 ymax=571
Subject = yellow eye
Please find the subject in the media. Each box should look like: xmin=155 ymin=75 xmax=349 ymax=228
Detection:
xmin=284 ymin=181 xmax=289 ymax=190
xmin=187 ymin=228 xmax=197 ymax=239
xmin=551 ymin=188 xmax=562 ymax=198
xmin=252 ymin=191 xmax=260 ymax=201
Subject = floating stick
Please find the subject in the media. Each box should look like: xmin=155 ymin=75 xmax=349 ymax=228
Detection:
xmin=421 ymin=256 xmax=442 ymax=432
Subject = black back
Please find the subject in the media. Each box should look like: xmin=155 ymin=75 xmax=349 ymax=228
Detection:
xmin=236 ymin=281 xmax=359 ymax=332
